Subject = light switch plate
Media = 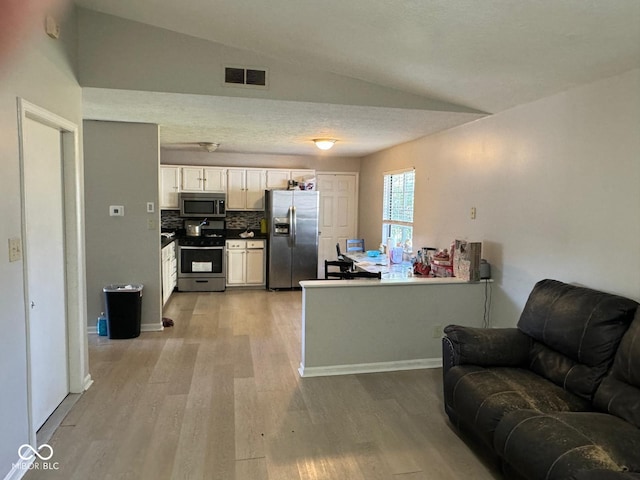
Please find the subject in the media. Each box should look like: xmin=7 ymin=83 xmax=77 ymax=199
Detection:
xmin=146 ymin=202 xmax=155 ymax=213
xmin=109 ymin=205 xmax=125 ymax=216
xmin=8 ymin=237 xmax=22 ymax=262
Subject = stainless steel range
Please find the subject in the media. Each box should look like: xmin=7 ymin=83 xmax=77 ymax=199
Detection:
xmin=177 ymin=220 xmax=226 ymax=292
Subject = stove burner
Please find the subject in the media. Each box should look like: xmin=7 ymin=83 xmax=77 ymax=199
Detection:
xmin=178 ymin=229 xmax=226 ymax=247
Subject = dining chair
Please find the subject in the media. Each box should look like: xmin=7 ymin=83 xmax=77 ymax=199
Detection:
xmin=346 ymin=238 xmax=365 ymax=253
xmin=325 ymin=260 xmax=354 ymax=279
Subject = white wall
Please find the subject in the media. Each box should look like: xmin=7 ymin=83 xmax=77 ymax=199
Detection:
xmin=0 ymin=7 xmax=84 ymax=476
xmin=359 ymin=69 xmax=640 ymax=326
xmin=161 ymin=149 xmax=361 ymax=172
xmin=84 ymin=121 xmax=162 ymax=331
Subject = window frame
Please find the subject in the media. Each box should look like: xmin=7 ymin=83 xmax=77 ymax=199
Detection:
xmin=382 ymin=168 xmax=415 ymax=252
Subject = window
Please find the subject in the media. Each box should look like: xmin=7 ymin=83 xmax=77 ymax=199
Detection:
xmin=382 ymin=168 xmax=415 ymax=251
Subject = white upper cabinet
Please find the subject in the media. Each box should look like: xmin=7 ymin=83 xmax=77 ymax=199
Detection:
xmin=160 ymin=166 xmax=181 ymax=209
xmin=159 ymin=165 xmax=315 ymax=210
xmin=203 ymin=167 xmax=226 ymax=192
xmin=182 ymin=167 xmax=226 ymax=192
xmin=245 ymin=169 xmax=266 ymax=209
xmin=265 ymin=169 xmax=316 ymax=190
xmin=265 ymin=169 xmax=290 ymax=190
xmin=227 ymin=168 xmax=266 ymax=210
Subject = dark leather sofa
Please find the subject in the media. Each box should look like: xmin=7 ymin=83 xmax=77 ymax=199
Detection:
xmin=442 ymin=279 xmax=640 ymax=480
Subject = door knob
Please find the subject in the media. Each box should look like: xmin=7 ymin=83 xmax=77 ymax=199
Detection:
xmin=30 ymin=301 xmax=35 ymax=309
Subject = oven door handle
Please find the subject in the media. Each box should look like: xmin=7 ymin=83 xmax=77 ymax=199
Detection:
xmin=179 ymin=246 xmax=224 ymax=250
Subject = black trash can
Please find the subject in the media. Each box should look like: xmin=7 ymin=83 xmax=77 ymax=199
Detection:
xmin=103 ymin=284 xmax=143 ymax=339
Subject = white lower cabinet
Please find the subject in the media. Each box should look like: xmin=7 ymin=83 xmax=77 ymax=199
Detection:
xmin=226 ymin=239 xmax=265 ymax=286
xmin=161 ymin=241 xmax=177 ymax=305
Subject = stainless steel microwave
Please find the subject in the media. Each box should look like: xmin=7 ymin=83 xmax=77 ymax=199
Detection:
xmin=179 ymin=192 xmax=226 ymax=218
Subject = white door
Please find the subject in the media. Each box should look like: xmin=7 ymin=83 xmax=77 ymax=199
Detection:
xmin=23 ymin=117 xmax=69 ymax=430
xmin=316 ymin=174 xmax=358 ymax=278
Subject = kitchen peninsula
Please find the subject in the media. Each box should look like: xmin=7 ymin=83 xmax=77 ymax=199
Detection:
xmin=298 ymin=277 xmax=490 ymax=377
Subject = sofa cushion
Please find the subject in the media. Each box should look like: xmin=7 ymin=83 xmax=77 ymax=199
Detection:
xmin=494 ymin=410 xmax=640 ymax=480
xmin=594 ymin=312 xmax=640 ymax=428
xmin=518 ymin=279 xmax=638 ymax=398
xmin=444 ymin=365 xmax=592 ymax=446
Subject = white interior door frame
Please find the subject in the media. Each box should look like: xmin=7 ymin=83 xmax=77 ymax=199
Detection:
xmin=17 ymin=98 xmax=91 ymax=445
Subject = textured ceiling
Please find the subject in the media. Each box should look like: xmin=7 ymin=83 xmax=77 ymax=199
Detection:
xmin=76 ymin=0 xmax=640 ymax=157
xmin=82 ymin=88 xmax=485 ymax=157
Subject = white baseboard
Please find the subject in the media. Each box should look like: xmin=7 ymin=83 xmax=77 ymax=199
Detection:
xmin=141 ymin=323 xmax=164 ymax=332
xmin=298 ymin=358 xmax=443 ymax=377
xmin=83 ymin=374 xmax=94 ymax=391
xmin=4 ymin=457 xmax=34 ymax=480
xmin=87 ymin=323 xmax=164 ymax=335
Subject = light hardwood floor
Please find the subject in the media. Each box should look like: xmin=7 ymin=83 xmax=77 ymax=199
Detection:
xmin=25 ymin=290 xmax=500 ymax=480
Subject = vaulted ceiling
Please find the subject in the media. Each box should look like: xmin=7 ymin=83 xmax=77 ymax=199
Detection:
xmin=76 ymin=0 xmax=640 ymax=157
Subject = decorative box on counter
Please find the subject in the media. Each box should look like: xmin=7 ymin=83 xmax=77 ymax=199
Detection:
xmin=453 ymin=240 xmax=482 ymax=281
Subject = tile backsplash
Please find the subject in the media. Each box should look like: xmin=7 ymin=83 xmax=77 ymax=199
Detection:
xmin=226 ymin=211 xmax=264 ymax=230
xmin=161 ymin=210 xmax=265 ymax=231
xmin=160 ymin=210 xmax=182 ymax=230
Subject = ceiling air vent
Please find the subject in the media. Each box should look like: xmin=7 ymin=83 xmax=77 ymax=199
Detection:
xmin=224 ymin=66 xmax=268 ymax=88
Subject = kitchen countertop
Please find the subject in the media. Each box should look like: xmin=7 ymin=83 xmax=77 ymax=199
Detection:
xmin=161 ymin=230 xmax=268 ymax=247
xmin=161 ymin=236 xmax=176 ymax=249
xmin=225 ymin=229 xmax=268 ymax=240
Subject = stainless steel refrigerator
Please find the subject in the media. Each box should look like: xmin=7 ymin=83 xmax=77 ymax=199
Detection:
xmin=266 ymin=190 xmax=319 ymax=289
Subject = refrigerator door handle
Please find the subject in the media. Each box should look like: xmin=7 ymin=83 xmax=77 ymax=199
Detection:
xmin=291 ymin=205 xmax=297 ymax=246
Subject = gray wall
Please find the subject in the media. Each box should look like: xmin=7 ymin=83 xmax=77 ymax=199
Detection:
xmin=84 ymin=121 xmax=162 ymax=330
xmin=0 ymin=6 xmax=83 ymax=476
xmin=359 ymin=68 xmax=640 ymax=327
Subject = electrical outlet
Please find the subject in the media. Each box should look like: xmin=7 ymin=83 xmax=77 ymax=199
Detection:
xmin=146 ymin=202 xmax=155 ymax=213
xmin=8 ymin=237 xmax=22 ymax=262
xmin=147 ymin=218 xmax=155 ymax=230
xmin=432 ymin=324 xmax=443 ymax=339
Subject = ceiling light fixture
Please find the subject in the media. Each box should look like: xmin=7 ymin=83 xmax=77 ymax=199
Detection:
xmin=313 ymin=139 xmax=337 ymax=151
xmin=199 ymin=142 xmax=220 ymax=152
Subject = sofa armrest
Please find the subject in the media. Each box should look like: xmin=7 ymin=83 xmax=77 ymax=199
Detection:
xmin=442 ymin=325 xmax=531 ymax=375
xmin=570 ymin=470 xmax=640 ymax=480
